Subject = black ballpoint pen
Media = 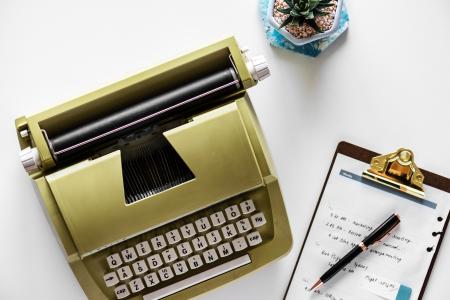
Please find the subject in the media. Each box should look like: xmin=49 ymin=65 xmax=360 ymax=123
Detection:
xmin=309 ymin=213 xmax=401 ymax=291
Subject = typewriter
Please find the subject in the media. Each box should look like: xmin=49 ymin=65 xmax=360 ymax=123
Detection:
xmin=15 ymin=37 xmax=292 ymax=300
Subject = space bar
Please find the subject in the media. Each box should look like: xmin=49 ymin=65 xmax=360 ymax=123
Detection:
xmin=143 ymin=255 xmax=251 ymax=300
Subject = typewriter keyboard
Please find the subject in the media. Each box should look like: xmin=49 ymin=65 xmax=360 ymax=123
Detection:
xmin=102 ymin=198 xmax=267 ymax=299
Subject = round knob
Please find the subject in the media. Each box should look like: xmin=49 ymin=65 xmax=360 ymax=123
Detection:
xmin=20 ymin=129 xmax=29 ymax=138
xmin=399 ymin=150 xmax=412 ymax=162
xmin=20 ymin=147 xmax=41 ymax=172
xmin=246 ymin=55 xmax=270 ymax=82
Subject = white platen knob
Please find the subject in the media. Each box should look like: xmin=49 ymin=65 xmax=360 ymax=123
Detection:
xmin=20 ymin=147 xmax=41 ymax=172
xmin=246 ymin=55 xmax=270 ymax=82
xmin=20 ymin=129 xmax=29 ymax=138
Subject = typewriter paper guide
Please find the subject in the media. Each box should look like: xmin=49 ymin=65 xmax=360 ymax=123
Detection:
xmin=286 ymin=154 xmax=450 ymax=300
xmin=46 ymin=102 xmax=263 ymax=256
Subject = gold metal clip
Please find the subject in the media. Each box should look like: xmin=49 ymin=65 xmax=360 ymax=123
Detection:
xmin=362 ymin=148 xmax=425 ymax=198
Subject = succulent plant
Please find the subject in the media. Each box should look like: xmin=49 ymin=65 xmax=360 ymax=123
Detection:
xmin=277 ymin=0 xmax=334 ymax=33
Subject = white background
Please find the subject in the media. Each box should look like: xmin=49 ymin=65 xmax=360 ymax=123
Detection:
xmin=0 ymin=0 xmax=449 ymax=299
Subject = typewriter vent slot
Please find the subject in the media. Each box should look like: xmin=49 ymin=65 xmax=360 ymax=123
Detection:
xmin=121 ymin=137 xmax=194 ymax=204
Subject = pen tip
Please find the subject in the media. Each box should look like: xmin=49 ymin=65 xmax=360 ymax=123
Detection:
xmin=308 ymin=279 xmax=323 ymax=291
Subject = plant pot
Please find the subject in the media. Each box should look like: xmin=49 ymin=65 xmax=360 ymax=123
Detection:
xmin=267 ymin=0 xmax=343 ymax=46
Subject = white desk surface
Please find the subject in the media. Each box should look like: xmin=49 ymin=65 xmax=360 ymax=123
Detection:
xmin=1 ymin=0 xmax=449 ymax=299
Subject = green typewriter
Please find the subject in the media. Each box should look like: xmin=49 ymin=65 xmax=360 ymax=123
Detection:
xmin=15 ymin=37 xmax=292 ymax=300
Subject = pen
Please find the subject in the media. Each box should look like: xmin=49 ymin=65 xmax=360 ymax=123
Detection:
xmin=309 ymin=213 xmax=401 ymax=291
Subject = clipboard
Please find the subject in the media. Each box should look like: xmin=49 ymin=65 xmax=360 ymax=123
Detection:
xmin=284 ymin=141 xmax=450 ymax=300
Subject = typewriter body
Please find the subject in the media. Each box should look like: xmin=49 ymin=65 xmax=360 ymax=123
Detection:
xmin=15 ymin=37 xmax=292 ymax=300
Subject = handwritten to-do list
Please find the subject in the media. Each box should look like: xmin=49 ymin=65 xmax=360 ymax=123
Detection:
xmin=321 ymin=208 xmax=412 ymax=271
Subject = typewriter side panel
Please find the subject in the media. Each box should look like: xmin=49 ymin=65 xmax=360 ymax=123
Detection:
xmin=33 ymin=177 xmax=108 ymax=300
xmin=236 ymin=95 xmax=276 ymax=178
xmin=236 ymin=96 xmax=293 ymax=260
xmin=235 ymin=97 xmax=293 ymax=259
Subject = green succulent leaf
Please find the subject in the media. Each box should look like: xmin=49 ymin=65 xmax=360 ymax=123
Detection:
xmin=279 ymin=15 xmax=294 ymax=28
xmin=284 ymin=0 xmax=294 ymax=8
xmin=317 ymin=2 xmax=335 ymax=8
xmin=306 ymin=19 xmax=323 ymax=32
xmin=290 ymin=10 xmax=301 ymax=17
xmin=309 ymin=0 xmax=321 ymax=9
xmin=290 ymin=16 xmax=300 ymax=26
xmin=277 ymin=7 xmax=293 ymax=14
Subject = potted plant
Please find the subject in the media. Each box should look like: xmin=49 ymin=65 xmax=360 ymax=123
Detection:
xmin=268 ymin=0 xmax=343 ymax=46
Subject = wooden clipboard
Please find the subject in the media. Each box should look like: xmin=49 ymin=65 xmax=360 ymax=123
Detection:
xmin=284 ymin=141 xmax=450 ymax=300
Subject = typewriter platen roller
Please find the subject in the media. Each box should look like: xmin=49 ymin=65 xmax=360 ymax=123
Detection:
xmin=15 ymin=37 xmax=292 ymax=300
